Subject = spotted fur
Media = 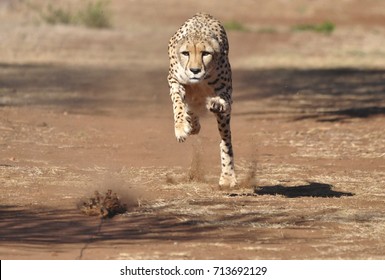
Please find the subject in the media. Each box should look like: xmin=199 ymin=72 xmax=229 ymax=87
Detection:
xmin=167 ymin=13 xmax=236 ymax=188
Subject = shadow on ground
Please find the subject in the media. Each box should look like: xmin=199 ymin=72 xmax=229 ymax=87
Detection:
xmin=293 ymin=106 xmax=385 ymax=122
xmin=254 ymin=182 xmax=355 ymax=198
xmin=0 ymin=197 xmax=334 ymax=248
xmin=0 ymin=205 xmax=218 ymax=245
xmin=0 ymin=63 xmax=168 ymax=116
xmin=0 ymin=203 xmax=273 ymax=246
xmin=234 ymin=68 xmax=385 ymax=121
xmin=1 ymin=63 xmax=385 ymax=120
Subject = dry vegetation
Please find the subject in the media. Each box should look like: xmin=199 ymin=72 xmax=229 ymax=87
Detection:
xmin=0 ymin=0 xmax=385 ymax=259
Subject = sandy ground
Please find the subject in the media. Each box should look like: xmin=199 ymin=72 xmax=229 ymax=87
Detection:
xmin=1 ymin=0 xmax=385 ymax=259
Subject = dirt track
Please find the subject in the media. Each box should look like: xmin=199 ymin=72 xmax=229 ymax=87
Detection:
xmin=1 ymin=0 xmax=385 ymax=259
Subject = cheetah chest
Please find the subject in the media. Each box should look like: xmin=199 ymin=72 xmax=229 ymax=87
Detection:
xmin=184 ymin=82 xmax=215 ymax=114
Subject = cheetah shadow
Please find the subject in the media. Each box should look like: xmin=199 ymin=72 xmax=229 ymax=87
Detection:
xmin=228 ymin=182 xmax=354 ymax=198
xmin=253 ymin=182 xmax=354 ymax=198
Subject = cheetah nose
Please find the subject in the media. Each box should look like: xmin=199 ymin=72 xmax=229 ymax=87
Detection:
xmin=190 ymin=68 xmax=201 ymax=74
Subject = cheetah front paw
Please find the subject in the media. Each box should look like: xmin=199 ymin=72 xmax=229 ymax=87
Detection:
xmin=207 ymin=97 xmax=229 ymax=114
xmin=174 ymin=122 xmax=192 ymax=143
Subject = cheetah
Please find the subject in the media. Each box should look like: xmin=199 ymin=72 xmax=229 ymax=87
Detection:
xmin=167 ymin=13 xmax=237 ymax=188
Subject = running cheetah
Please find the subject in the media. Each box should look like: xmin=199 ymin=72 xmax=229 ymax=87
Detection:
xmin=167 ymin=13 xmax=236 ymax=188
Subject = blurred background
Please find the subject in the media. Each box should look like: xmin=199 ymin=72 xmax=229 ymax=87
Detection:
xmin=1 ymin=0 xmax=385 ymax=117
xmin=2 ymin=0 xmax=385 ymax=68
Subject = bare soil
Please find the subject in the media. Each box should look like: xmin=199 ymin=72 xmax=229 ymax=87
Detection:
xmin=1 ymin=0 xmax=385 ymax=259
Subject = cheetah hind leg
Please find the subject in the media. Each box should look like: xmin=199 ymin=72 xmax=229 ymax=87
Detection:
xmin=216 ymin=113 xmax=237 ymax=188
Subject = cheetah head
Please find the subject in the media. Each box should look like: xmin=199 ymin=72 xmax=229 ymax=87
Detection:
xmin=176 ymin=35 xmax=220 ymax=84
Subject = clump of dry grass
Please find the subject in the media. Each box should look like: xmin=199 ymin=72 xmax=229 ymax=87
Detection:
xmin=79 ymin=189 xmax=127 ymax=218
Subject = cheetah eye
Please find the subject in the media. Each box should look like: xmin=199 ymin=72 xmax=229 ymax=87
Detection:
xmin=181 ymin=51 xmax=190 ymax=56
xmin=202 ymin=51 xmax=211 ymax=57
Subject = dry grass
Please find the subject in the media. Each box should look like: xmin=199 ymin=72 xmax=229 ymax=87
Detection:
xmin=79 ymin=189 xmax=127 ymax=218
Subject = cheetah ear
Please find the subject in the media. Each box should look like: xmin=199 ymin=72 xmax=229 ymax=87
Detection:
xmin=209 ymin=36 xmax=221 ymax=53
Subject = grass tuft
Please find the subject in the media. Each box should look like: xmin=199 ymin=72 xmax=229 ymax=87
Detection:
xmin=40 ymin=1 xmax=111 ymax=29
xmin=292 ymin=21 xmax=335 ymax=34
xmin=224 ymin=20 xmax=248 ymax=32
xmin=257 ymin=27 xmax=278 ymax=34
xmin=42 ymin=5 xmax=73 ymax=25
xmin=77 ymin=1 xmax=111 ymax=29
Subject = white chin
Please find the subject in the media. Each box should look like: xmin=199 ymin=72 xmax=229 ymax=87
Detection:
xmin=189 ymin=78 xmax=201 ymax=83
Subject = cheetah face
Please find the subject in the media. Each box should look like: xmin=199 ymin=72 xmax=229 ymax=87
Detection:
xmin=177 ymin=37 xmax=220 ymax=84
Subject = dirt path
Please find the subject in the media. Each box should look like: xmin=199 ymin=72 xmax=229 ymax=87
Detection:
xmin=1 ymin=0 xmax=385 ymax=259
